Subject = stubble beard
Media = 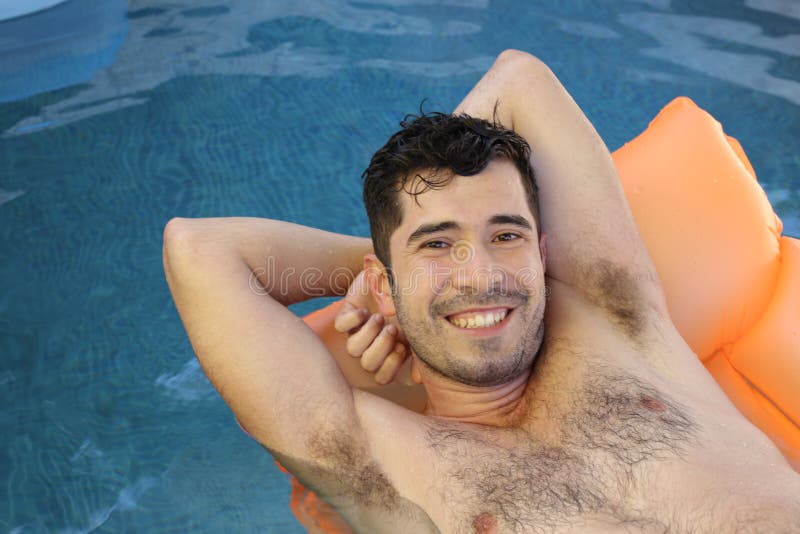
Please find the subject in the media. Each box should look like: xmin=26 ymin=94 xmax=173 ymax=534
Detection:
xmin=394 ymin=290 xmax=546 ymax=387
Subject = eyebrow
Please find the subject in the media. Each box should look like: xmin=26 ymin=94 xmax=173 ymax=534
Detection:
xmin=488 ymin=214 xmax=533 ymax=230
xmin=406 ymin=221 xmax=460 ymax=248
xmin=405 ymin=214 xmax=533 ymax=248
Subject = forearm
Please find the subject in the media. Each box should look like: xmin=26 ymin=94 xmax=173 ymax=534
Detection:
xmin=454 ymin=50 xmax=619 ymax=236
xmin=163 ymin=217 xmax=372 ymax=306
xmin=457 ymin=52 xmax=656 ymax=275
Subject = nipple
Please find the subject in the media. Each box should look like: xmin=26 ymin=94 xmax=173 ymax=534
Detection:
xmin=640 ymin=394 xmax=667 ymax=413
xmin=473 ymin=512 xmax=498 ymax=534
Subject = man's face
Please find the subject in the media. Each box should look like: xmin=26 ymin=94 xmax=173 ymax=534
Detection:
xmin=387 ymin=160 xmax=546 ymax=387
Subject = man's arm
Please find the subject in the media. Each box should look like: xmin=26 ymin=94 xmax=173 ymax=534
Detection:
xmin=455 ymin=50 xmax=669 ymax=316
xmin=163 ymin=217 xmax=372 ymax=460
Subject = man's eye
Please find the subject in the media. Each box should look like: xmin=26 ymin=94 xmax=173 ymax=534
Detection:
xmin=494 ymin=233 xmax=520 ymax=242
xmin=423 ymin=240 xmax=449 ymax=249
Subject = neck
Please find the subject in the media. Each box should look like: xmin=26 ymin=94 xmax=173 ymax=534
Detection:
xmin=419 ymin=365 xmax=532 ymax=427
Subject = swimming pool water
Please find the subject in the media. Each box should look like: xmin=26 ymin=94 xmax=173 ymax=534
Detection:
xmin=1 ymin=0 xmax=798 ymax=532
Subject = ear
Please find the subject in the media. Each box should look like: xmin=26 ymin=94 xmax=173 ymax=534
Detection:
xmin=363 ymin=253 xmax=397 ymax=317
xmin=539 ymin=233 xmax=548 ymax=274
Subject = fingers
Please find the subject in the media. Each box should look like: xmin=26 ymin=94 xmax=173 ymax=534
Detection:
xmin=360 ymin=323 xmax=409 ymax=385
xmin=335 ymin=302 xmax=410 ymax=385
xmin=360 ymin=323 xmax=398 ymax=372
xmin=334 ymin=301 xmax=369 ymax=333
xmin=345 ymin=313 xmax=385 ymax=357
xmin=374 ymin=343 xmax=407 ymax=385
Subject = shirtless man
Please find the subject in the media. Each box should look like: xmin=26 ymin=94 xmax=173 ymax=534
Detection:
xmin=163 ymin=50 xmax=799 ymax=532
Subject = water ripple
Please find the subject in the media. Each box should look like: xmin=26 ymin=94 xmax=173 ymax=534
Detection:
xmin=746 ymin=0 xmax=800 ymax=21
xmin=358 ymin=55 xmax=494 ymax=77
xmin=557 ymin=19 xmax=620 ymax=39
xmin=620 ymin=12 xmax=800 ymax=105
xmin=3 ymin=0 xmax=484 ymax=137
xmin=0 ymin=188 xmax=25 ymax=206
xmin=59 ymin=475 xmax=159 ymax=533
xmin=155 ymin=358 xmax=214 ymax=401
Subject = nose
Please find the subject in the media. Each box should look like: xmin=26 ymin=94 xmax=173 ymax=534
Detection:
xmin=450 ymin=240 xmax=504 ymax=294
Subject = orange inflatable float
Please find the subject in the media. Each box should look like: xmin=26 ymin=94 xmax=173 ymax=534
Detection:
xmin=279 ymin=97 xmax=799 ymax=532
xmin=615 ymin=97 xmax=799 ymax=471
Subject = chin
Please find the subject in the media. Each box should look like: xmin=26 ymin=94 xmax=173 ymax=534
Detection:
xmin=417 ymin=342 xmax=535 ymax=387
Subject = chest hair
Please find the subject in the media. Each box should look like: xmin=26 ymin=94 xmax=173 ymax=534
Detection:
xmin=423 ymin=364 xmax=698 ymax=533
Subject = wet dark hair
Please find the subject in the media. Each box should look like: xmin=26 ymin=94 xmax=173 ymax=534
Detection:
xmin=362 ymin=110 xmax=540 ymax=268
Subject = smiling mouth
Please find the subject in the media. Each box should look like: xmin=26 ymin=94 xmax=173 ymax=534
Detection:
xmin=445 ymin=307 xmax=511 ymax=329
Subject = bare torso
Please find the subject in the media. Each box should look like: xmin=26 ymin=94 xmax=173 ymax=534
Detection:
xmin=294 ymin=280 xmax=800 ymax=533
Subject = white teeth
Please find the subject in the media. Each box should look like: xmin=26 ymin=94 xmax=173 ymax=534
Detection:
xmin=448 ymin=309 xmax=508 ymax=329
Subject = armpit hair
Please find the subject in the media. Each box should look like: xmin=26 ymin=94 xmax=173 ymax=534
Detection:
xmin=577 ymin=258 xmax=650 ymax=339
xmin=298 ymin=428 xmax=400 ymax=511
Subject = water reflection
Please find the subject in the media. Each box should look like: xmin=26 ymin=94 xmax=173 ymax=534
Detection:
xmin=0 ymin=188 xmax=25 ymax=206
xmin=359 ymin=55 xmax=494 ymax=77
xmin=2 ymin=0 xmax=487 ymax=137
xmin=0 ymin=0 xmax=127 ymax=103
xmin=619 ymin=12 xmax=800 ymax=105
xmin=557 ymin=19 xmax=620 ymax=39
xmin=0 ymin=0 xmax=68 ymax=21
xmin=2 ymin=1 xmax=798 ymax=136
xmin=745 ymin=0 xmax=800 ymax=21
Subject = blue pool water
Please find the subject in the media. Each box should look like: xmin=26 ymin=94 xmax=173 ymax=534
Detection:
xmin=1 ymin=0 xmax=798 ymax=531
